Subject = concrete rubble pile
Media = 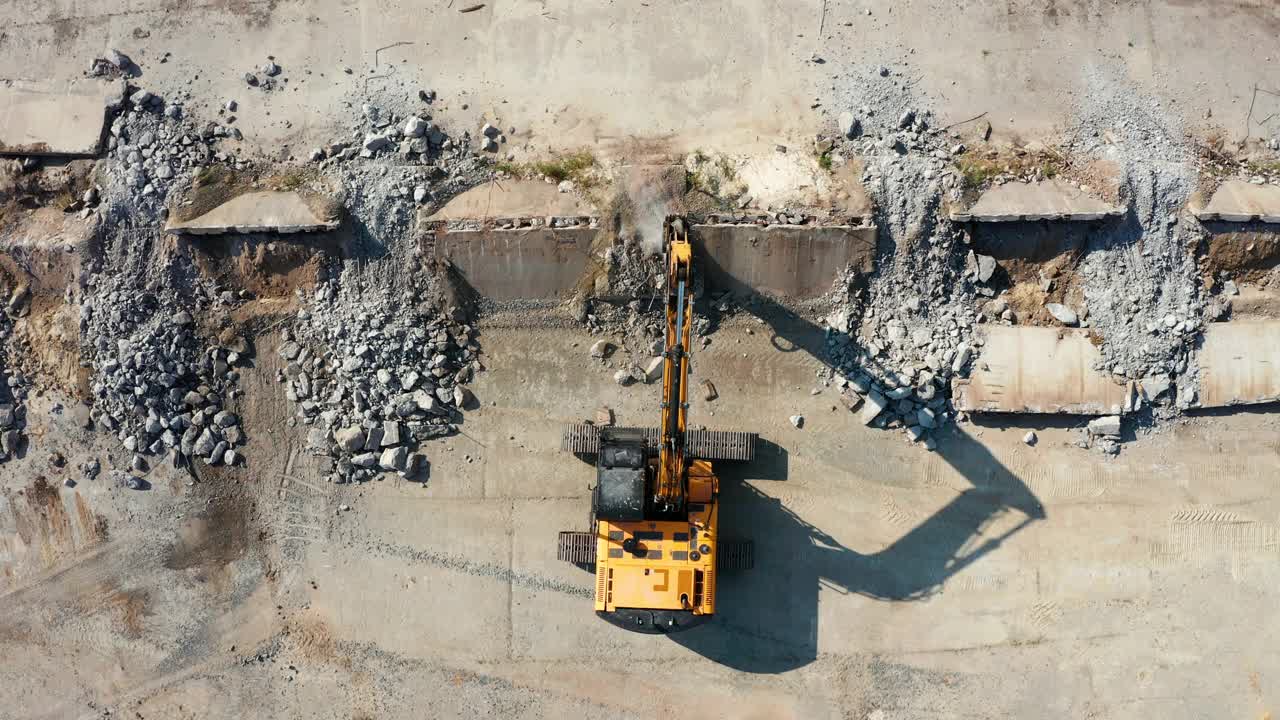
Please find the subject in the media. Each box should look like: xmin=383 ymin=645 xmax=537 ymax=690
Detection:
xmin=0 ymin=316 xmax=28 ymax=462
xmin=313 ymin=96 xmax=491 ymax=220
xmin=314 ymin=100 xmax=462 ymax=171
xmin=101 ymin=82 xmax=245 ymax=212
xmin=820 ymin=69 xmax=979 ymax=448
xmin=1068 ymin=70 xmax=1205 ymax=409
xmin=283 ymin=279 xmax=482 ymax=484
xmin=809 ymin=64 xmax=1216 ymax=447
xmin=599 ymin=240 xmax=665 ymax=299
xmin=81 ymin=277 xmax=249 ymax=470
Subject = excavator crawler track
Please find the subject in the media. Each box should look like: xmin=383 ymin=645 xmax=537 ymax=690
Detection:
xmin=561 ymin=424 xmax=756 ymax=462
xmin=718 ymin=539 xmax=755 ymax=571
xmin=557 ymin=530 xmax=597 ymax=569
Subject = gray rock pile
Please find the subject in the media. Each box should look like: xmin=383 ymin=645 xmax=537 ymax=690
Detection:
xmin=821 ymin=71 xmax=979 ymax=447
xmin=0 ymin=317 xmax=27 ymax=462
xmin=1068 ymin=67 xmax=1205 ymax=407
xmin=102 ymin=83 xmax=244 ymax=212
xmin=282 ymin=279 xmax=482 ymax=483
xmin=307 ymin=96 xmax=490 ymax=218
xmin=81 ymin=280 xmax=249 ymax=469
xmin=314 ymin=101 xmax=460 ymax=168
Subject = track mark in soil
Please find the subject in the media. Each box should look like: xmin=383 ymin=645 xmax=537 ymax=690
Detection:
xmin=366 ymin=540 xmax=593 ymax=599
xmin=1154 ymin=506 xmax=1280 ymax=564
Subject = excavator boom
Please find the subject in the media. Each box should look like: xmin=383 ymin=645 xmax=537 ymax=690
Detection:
xmin=655 ymin=219 xmax=694 ymax=512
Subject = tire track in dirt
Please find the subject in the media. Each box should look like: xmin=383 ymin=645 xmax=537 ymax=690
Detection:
xmin=1151 ymin=506 xmax=1280 ymax=569
xmin=362 ymin=539 xmax=593 ymax=599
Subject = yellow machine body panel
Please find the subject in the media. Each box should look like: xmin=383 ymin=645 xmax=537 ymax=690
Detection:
xmin=594 ymin=493 xmax=718 ymax=615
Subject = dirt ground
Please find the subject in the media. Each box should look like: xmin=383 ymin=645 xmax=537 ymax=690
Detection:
xmin=0 ymin=312 xmax=1277 ymax=719
xmin=3 ymin=0 xmax=1278 ymax=161
xmin=3 ymin=1 xmax=1280 ymax=718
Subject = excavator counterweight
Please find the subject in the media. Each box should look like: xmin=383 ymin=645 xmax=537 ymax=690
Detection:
xmin=558 ymin=217 xmax=757 ymax=634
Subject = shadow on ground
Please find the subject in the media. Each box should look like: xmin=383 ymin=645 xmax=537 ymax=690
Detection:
xmin=671 ymin=277 xmax=1046 ymax=673
xmin=672 ymin=428 xmax=1043 ymax=673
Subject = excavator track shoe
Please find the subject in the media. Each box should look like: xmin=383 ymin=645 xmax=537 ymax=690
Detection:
xmin=557 ymin=531 xmax=597 ymax=568
xmin=717 ymin=539 xmax=755 ymax=571
xmin=561 ymin=424 xmax=756 ymax=462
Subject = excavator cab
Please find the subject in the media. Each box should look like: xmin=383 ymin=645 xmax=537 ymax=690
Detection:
xmin=558 ymin=216 xmax=757 ymax=634
xmin=593 ymin=428 xmax=647 ymax=522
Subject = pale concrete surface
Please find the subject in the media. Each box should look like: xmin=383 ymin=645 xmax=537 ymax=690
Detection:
xmin=692 ymin=224 xmax=876 ymax=299
xmin=428 ymin=179 xmax=597 ymax=221
xmin=1198 ymin=320 xmax=1280 ymax=407
xmin=951 ymin=180 xmax=1122 ymax=222
xmin=0 ymin=83 xmax=105 ymax=156
xmin=165 ymin=191 xmax=340 ymax=234
xmin=1195 ymin=180 xmax=1280 ymax=223
xmin=432 ymin=227 xmax=595 ymax=300
xmin=953 ymin=325 xmax=1128 ymax=414
xmin=1 ymin=1 xmax=1275 ymax=160
xmin=2 ymin=318 xmax=1280 ymax=718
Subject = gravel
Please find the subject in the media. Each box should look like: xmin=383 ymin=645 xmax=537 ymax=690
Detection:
xmin=282 ymin=278 xmax=482 ymax=484
xmin=81 ymin=269 xmax=249 ymax=469
xmin=1065 ymin=67 xmax=1205 ymax=408
xmin=0 ymin=314 xmax=26 ymax=462
xmin=819 ymin=63 xmax=978 ymax=446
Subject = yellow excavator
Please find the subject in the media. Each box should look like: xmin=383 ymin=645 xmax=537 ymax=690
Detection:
xmin=559 ymin=217 xmax=756 ymax=633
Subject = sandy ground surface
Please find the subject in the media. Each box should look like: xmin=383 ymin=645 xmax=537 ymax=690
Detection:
xmin=2 ymin=0 xmax=1278 ymax=160
xmin=3 ymin=1 xmax=1280 ymax=718
xmin=1 ymin=313 xmax=1277 ymax=719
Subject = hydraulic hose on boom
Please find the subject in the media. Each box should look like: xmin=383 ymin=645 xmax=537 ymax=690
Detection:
xmin=655 ymin=217 xmax=694 ymax=514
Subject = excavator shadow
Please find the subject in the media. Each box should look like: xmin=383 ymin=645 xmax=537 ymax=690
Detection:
xmin=672 ymin=278 xmax=1045 ymax=673
xmin=672 ymin=428 xmax=1044 ymax=673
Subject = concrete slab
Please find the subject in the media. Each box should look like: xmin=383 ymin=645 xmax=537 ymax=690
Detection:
xmin=1194 ymin=180 xmax=1280 ymax=223
xmin=953 ymin=326 xmax=1128 ymax=414
xmin=428 ymin=179 xmax=596 ymax=221
xmin=434 ymin=223 xmax=875 ymax=301
xmin=165 ymin=191 xmax=341 ymax=235
xmin=1197 ymin=321 xmax=1280 ymax=407
xmin=0 ymin=85 xmax=105 ymax=157
xmin=433 ymin=227 xmax=596 ymax=300
xmin=691 ymin=224 xmax=876 ymax=298
xmin=951 ymin=179 xmax=1122 ymax=223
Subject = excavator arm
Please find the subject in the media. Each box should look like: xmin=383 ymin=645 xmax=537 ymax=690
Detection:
xmin=654 ymin=218 xmax=694 ymax=512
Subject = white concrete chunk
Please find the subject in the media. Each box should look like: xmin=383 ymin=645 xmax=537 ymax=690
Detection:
xmin=165 ymin=191 xmax=341 ymax=235
xmin=951 ymin=179 xmax=1122 ymax=223
xmin=0 ymin=84 xmax=107 ymax=157
xmin=1194 ymin=180 xmax=1280 ymax=223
